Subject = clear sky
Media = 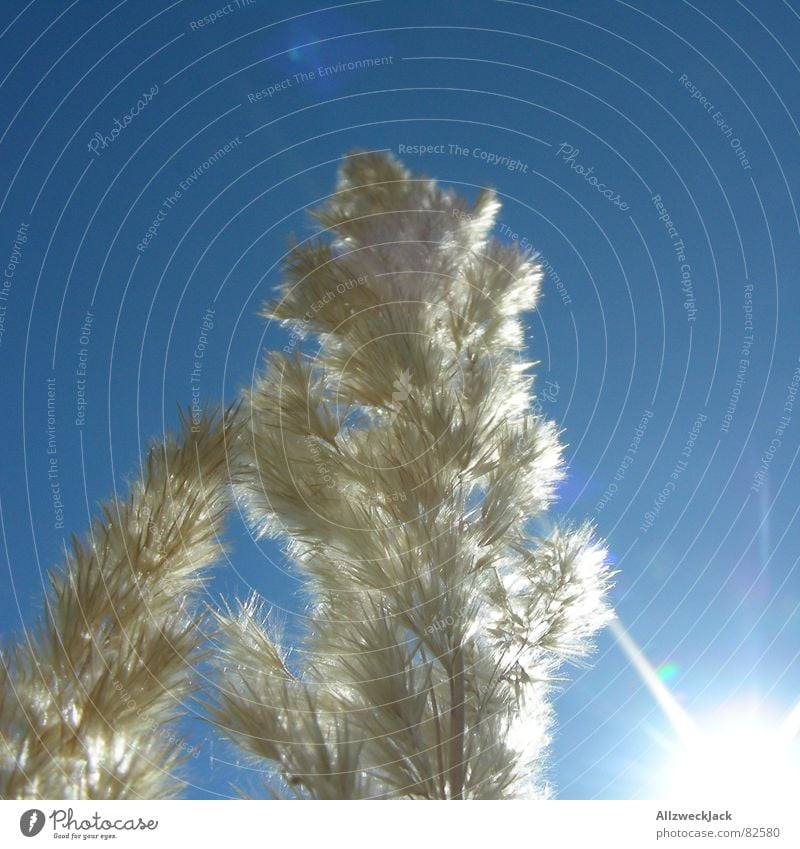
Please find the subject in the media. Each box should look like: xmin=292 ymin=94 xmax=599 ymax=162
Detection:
xmin=1 ymin=0 xmax=799 ymax=799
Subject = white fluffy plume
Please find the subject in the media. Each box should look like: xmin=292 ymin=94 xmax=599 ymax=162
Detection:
xmin=1 ymin=410 xmax=240 ymax=799
xmin=216 ymin=151 xmax=613 ymax=799
xmin=0 ymin=152 xmax=611 ymax=800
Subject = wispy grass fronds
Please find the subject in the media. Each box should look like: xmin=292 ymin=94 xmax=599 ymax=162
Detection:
xmin=218 ymin=152 xmax=613 ymax=799
xmin=1 ymin=409 xmax=240 ymax=799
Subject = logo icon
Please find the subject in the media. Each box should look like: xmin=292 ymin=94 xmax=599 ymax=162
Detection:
xmin=20 ymin=809 xmax=45 ymax=837
xmin=388 ymin=369 xmax=413 ymax=422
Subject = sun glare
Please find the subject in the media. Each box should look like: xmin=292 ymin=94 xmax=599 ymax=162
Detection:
xmin=663 ymin=717 xmax=800 ymax=802
xmin=611 ymin=619 xmax=800 ymax=802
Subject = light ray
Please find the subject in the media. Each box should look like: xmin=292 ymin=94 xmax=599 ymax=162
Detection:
xmin=778 ymin=698 xmax=800 ymax=745
xmin=612 ymin=614 xmax=800 ymax=801
xmin=610 ymin=617 xmax=697 ymax=742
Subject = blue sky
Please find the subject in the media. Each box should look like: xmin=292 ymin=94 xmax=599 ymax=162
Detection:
xmin=1 ymin=0 xmax=799 ymax=799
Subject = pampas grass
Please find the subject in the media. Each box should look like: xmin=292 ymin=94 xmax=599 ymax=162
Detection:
xmin=1 ymin=410 xmax=239 ymax=798
xmin=1 ymin=152 xmax=611 ymax=799
xmin=214 ymin=152 xmax=613 ymax=799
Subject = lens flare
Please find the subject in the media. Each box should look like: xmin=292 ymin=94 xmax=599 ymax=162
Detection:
xmin=656 ymin=662 xmax=680 ymax=683
xmin=664 ymin=716 xmax=800 ymax=802
xmin=611 ymin=617 xmax=800 ymax=801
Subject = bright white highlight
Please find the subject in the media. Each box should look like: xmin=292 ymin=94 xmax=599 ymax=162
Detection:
xmin=664 ymin=716 xmax=800 ymax=802
xmin=612 ymin=617 xmax=800 ymax=801
xmin=609 ymin=618 xmax=696 ymax=742
xmin=779 ymin=698 xmax=800 ymax=745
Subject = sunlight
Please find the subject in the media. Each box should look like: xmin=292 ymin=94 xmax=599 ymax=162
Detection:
xmin=611 ymin=617 xmax=800 ymax=801
xmin=609 ymin=618 xmax=696 ymax=741
xmin=664 ymin=716 xmax=800 ymax=802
